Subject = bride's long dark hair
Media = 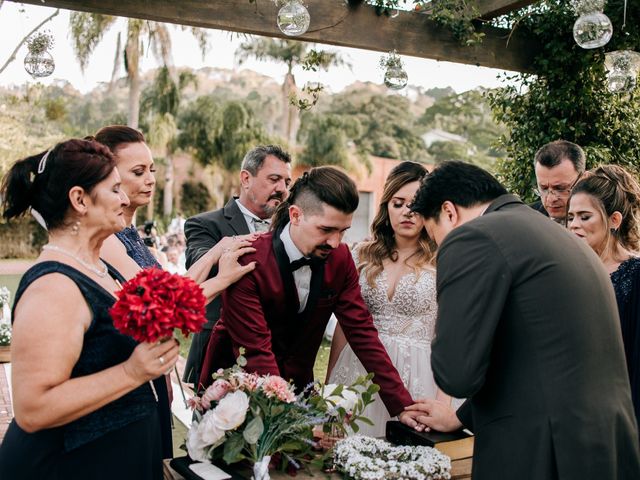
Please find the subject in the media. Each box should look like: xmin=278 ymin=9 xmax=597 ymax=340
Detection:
xmin=357 ymin=161 xmax=434 ymax=287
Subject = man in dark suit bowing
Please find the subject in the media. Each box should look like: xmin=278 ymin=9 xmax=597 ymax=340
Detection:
xmin=406 ymin=161 xmax=640 ymax=479
xmin=199 ymin=166 xmax=418 ymax=423
xmin=183 ymin=145 xmax=292 ymax=384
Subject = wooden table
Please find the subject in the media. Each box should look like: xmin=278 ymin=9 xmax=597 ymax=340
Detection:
xmin=165 ymin=451 xmax=472 ymax=479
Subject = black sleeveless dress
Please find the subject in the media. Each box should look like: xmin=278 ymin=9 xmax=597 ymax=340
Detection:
xmin=115 ymin=225 xmax=173 ymax=459
xmin=0 ymin=261 xmax=162 ymax=480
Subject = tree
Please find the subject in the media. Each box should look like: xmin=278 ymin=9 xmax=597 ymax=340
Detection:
xmin=69 ymin=13 xmax=207 ymax=128
xmin=177 ymin=95 xmax=273 ymax=200
xmin=298 ymin=113 xmax=362 ymax=169
xmin=329 ymin=90 xmax=429 ymax=162
xmin=488 ymin=0 xmax=640 ymax=201
xmin=142 ymin=66 xmax=198 ymax=217
xmin=235 ymin=38 xmax=342 ymax=145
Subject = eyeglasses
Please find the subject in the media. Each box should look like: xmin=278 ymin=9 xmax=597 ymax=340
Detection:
xmin=534 ymin=174 xmax=582 ymax=199
xmin=533 ymin=186 xmax=573 ymax=198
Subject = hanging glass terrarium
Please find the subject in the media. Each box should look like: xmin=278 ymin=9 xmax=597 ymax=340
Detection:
xmin=605 ymin=50 xmax=640 ymax=93
xmin=380 ymin=50 xmax=408 ymax=90
xmin=572 ymin=0 xmax=613 ymax=49
xmin=24 ymin=31 xmax=55 ymax=78
xmin=277 ymin=0 xmax=310 ymax=37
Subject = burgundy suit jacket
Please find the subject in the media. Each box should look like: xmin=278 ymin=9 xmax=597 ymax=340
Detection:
xmin=199 ymin=231 xmax=413 ymax=416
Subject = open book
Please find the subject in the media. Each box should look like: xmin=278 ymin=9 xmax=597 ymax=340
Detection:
xmin=385 ymin=421 xmax=474 ymax=460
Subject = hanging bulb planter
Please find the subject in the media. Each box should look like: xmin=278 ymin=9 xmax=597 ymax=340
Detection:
xmin=380 ymin=50 xmax=408 ymax=90
xmin=605 ymin=50 xmax=640 ymax=93
xmin=276 ymin=0 xmax=310 ymax=37
xmin=571 ymin=0 xmax=613 ymax=49
xmin=24 ymin=31 xmax=55 ymax=78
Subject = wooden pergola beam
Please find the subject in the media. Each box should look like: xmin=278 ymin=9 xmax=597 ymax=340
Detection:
xmin=11 ymin=0 xmax=539 ymax=73
xmin=477 ymin=0 xmax=539 ymax=19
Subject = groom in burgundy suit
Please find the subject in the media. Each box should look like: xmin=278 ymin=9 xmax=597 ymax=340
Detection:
xmin=199 ymin=166 xmax=417 ymax=422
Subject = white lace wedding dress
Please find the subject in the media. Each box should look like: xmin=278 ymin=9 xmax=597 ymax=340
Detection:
xmin=329 ymin=253 xmax=440 ymax=437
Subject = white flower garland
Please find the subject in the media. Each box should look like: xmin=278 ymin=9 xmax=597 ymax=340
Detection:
xmin=333 ymin=436 xmax=451 ymax=480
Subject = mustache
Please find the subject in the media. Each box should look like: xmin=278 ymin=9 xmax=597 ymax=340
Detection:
xmin=268 ymin=192 xmax=285 ymax=201
xmin=316 ymin=244 xmax=333 ymax=251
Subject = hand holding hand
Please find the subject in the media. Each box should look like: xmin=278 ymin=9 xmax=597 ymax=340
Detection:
xmin=123 ymin=339 xmax=180 ymax=385
xmin=403 ymin=399 xmax=463 ymax=433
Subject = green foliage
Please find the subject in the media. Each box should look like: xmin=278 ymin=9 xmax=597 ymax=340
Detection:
xmin=177 ymin=96 xmax=271 ymax=170
xmin=298 ymin=113 xmax=362 ymax=168
xmin=180 ymin=181 xmax=213 ymax=217
xmin=69 ymin=13 xmax=116 ymax=72
xmin=488 ymin=0 xmax=640 ymax=202
xmin=327 ymin=90 xmax=429 ymax=162
xmin=236 ymin=38 xmax=308 ymax=73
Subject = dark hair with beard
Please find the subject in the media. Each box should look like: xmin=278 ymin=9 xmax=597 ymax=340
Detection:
xmin=411 ymin=161 xmax=507 ymax=220
xmin=241 ymin=145 xmax=291 ymax=175
xmin=357 ymin=161 xmax=434 ymax=287
xmin=271 ymin=166 xmax=359 ymax=232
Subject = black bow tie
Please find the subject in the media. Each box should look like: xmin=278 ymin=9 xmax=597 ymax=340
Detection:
xmin=290 ymin=257 xmax=314 ymax=271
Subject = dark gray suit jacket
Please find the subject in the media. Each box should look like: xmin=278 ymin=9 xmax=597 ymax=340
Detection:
xmin=433 ymin=194 xmax=640 ymax=480
xmin=183 ymin=198 xmax=250 ymax=384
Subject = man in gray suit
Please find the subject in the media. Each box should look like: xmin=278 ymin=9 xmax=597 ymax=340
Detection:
xmin=183 ymin=145 xmax=292 ymax=385
xmin=406 ymin=161 xmax=640 ymax=479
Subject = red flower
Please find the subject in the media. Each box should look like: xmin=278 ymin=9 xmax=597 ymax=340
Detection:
xmin=110 ymin=268 xmax=206 ymax=343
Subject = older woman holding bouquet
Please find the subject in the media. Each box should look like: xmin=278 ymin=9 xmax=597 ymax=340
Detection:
xmin=0 ymin=139 xmax=179 ymax=479
xmin=88 ymin=125 xmax=256 ymax=458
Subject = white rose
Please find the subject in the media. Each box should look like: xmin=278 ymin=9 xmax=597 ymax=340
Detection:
xmin=213 ymin=390 xmax=249 ymax=430
xmin=198 ymin=409 xmax=226 ymax=446
xmin=323 ymin=385 xmax=358 ymax=415
xmin=186 ymin=424 xmax=209 ymax=462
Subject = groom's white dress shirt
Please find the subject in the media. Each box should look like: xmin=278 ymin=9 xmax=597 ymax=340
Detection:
xmin=280 ymin=222 xmax=311 ymax=313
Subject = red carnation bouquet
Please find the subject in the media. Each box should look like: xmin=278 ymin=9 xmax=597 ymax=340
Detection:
xmin=110 ymin=268 xmax=207 ymax=404
xmin=110 ymin=267 xmax=207 ymax=342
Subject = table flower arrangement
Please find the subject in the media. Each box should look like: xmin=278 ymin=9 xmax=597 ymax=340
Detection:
xmin=186 ymin=349 xmax=379 ymax=480
xmin=333 ymin=436 xmax=452 ymax=480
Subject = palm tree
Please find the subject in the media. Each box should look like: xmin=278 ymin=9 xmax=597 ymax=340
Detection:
xmin=235 ymin=38 xmax=343 ymax=145
xmin=142 ymin=66 xmax=198 ymax=217
xmin=69 ymin=13 xmax=207 ymax=128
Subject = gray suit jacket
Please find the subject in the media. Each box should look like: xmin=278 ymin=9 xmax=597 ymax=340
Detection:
xmin=433 ymin=194 xmax=640 ymax=480
xmin=183 ymin=198 xmax=251 ymax=384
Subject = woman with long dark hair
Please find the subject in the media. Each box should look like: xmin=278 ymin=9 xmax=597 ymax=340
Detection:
xmin=0 ymin=139 xmax=178 ymax=479
xmin=326 ymin=161 xmax=453 ymax=436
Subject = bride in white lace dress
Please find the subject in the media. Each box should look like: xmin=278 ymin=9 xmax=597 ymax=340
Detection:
xmin=326 ymin=161 xmax=453 ymax=437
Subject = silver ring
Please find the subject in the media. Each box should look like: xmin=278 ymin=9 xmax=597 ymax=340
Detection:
xmin=159 ymin=356 xmax=165 ymax=365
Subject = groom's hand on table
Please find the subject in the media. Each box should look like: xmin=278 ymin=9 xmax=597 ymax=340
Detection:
xmin=402 ymin=399 xmax=462 ymax=432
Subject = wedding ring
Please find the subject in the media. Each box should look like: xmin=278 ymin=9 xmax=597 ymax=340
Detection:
xmin=159 ymin=356 xmax=165 ymax=365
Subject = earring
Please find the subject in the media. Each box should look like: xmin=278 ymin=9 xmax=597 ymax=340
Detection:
xmin=71 ymin=220 xmax=81 ymax=235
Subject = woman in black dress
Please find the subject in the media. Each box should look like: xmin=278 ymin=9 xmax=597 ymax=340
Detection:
xmin=0 ymin=139 xmax=180 ymax=479
xmin=568 ymin=164 xmax=640 ymax=428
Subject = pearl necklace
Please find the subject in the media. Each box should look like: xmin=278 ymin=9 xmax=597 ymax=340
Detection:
xmin=42 ymin=244 xmax=108 ymax=278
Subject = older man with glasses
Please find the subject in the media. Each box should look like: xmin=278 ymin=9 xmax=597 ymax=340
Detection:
xmin=531 ymin=140 xmax=586 ymax=224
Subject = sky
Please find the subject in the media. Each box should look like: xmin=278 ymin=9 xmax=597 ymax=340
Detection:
xmin=0 ymin=3 xmax=513 ymax=95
